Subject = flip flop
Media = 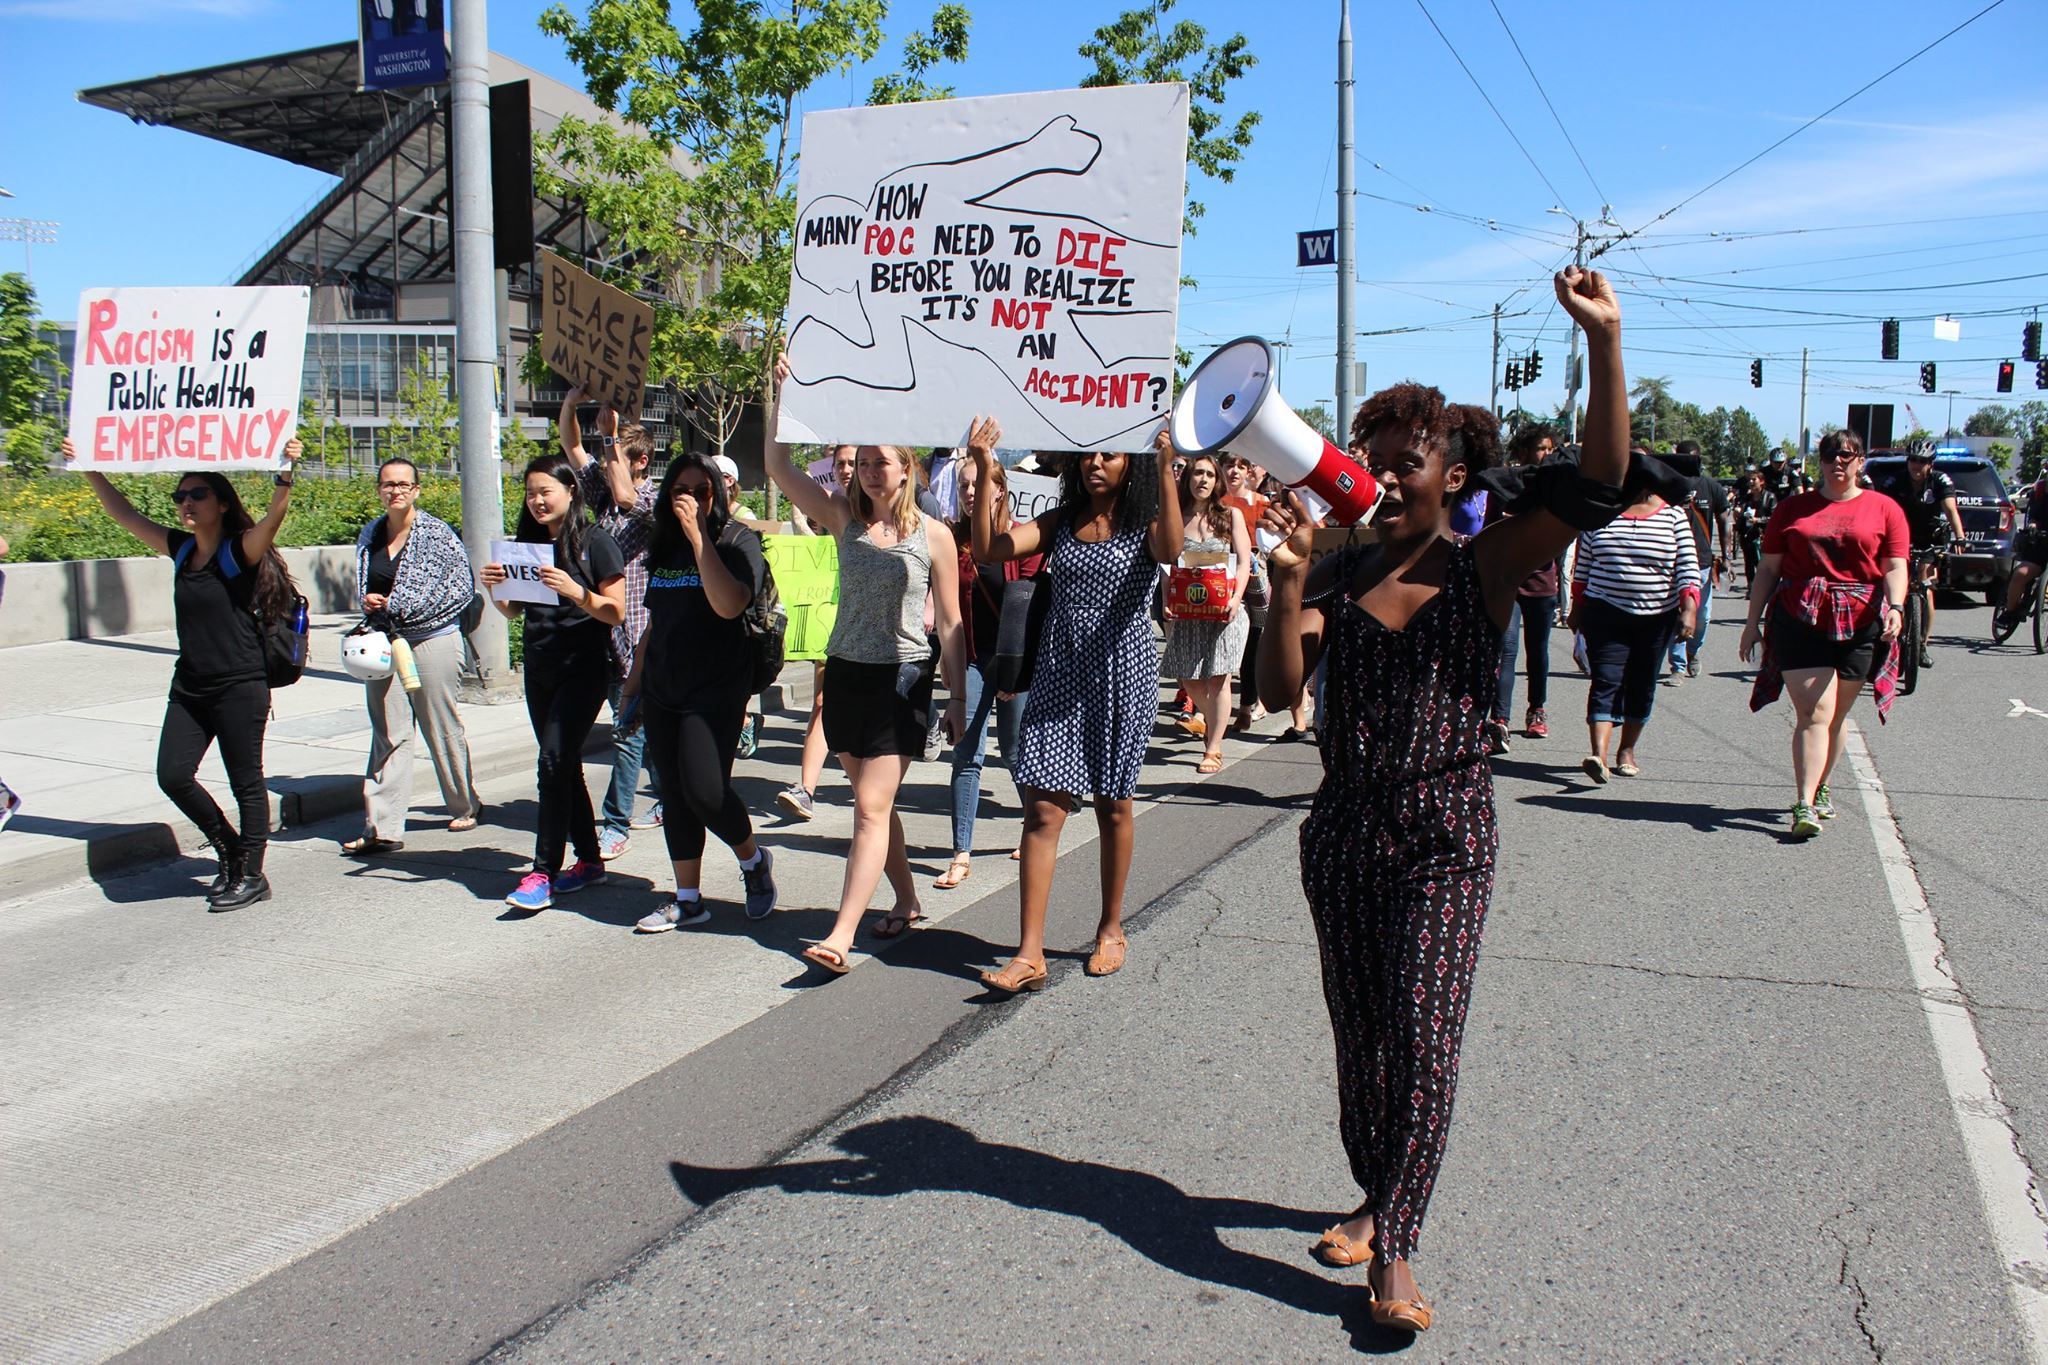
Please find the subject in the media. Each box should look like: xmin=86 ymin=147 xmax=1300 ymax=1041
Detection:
xmin=1614 ymin=760 xmax=1641 ymax=777
xmin=872 ymin=908 xmax=928 ymax=939
xmin=801 ymin=944 xmax=851 ymax=975
xmin=341 ymin=836 xmax=404 ymax=857
xmin=447 ymin=813 xmax=481 ymax=833
xmin=934 ymin=857 xmax=973 ymax=889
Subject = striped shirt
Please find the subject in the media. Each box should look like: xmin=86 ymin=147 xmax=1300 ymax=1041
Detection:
xmin=1573 ymin=504 xmax=1698 ymax=615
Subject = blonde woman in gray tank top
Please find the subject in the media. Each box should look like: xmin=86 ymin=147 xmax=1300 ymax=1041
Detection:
xmin=765 ymin=357 xmax=967 ymax=976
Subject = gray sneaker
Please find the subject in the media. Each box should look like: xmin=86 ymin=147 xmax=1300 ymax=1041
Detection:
xmin=597 ymin=827 xmax=630 ymax=861
xmin=635 ymin=897 xmax=711 ymax=933
xmin=742 ymin=847 xmax=778 ymax=921
xmin=776 ymin=784 xmax=815 ymax=821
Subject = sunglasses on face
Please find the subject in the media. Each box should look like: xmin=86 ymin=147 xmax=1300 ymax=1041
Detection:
xmin=1908 ymin=456 xmax=1934 ymax=465
xmin=672 ymin=483 xmax=712 ymax=499
xmin=170 ymin=487 xmax=214 ymax=504
xmin=1825 ymin=452 xmax=1862 ymax=462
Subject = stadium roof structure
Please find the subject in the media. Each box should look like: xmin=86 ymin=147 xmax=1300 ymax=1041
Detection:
xmin=78 ymin=43 xmax=621 ymax=296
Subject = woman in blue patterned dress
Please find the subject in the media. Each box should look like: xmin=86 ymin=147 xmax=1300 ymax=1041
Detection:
xmin=1255 ymin=269 xmax=1630 ymax=1331
xmin=966 ymin=420 xmax=1183 ymax=993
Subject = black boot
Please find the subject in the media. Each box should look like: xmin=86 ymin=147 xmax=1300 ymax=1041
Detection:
xmin=209 ymin=843 xmax=272 ymax=912
xmin=203 ymin=827 xmax=241 ymax=900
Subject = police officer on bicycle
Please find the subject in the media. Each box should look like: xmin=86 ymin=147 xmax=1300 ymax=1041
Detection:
xmin=1995 ymin=470 xmax=2048 ymax=638
xmin=1874 ymin=441 xmax=1964 ymax=670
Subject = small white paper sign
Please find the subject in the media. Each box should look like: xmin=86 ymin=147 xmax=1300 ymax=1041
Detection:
xmin=490 ymin=540 xmax=557 ymax=606
xmin=1005 ymin=469 xmax=1063 ymax=526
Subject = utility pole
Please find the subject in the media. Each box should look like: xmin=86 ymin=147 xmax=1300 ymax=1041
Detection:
xmin=1334 ymin=0 xmax=1356 ymax=435
xmin=1489 ymin=301 xmax=1501 ymax=416
xmin=451 ymin=0 xmax=513 ymax=698
xmin=1562 ymin=220 xmax=1585 ymax=444
xmin=1797 ymin=346 xmax=1810 ymax=455
xmin=1944 ymin=389 xmax=1959 ymax=435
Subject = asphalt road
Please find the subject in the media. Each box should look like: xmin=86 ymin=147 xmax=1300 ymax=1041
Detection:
xmin=7 ymin=590 xmax=2044 ymax=1362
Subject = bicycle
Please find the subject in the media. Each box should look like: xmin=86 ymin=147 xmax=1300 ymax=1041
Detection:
xmin=1898 ymin=543 xmax=1946 ymax=696
xmin=1990 ymin=547 xmax=2045 ymax=655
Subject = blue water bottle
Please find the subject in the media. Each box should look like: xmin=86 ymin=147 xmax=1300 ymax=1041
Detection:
xmin=291 ymin=600 xmax=310 ymax=667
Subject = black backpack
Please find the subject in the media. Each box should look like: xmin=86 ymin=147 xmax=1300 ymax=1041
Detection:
xmin=719 ymin=521 xmax=787 ymax=693
xmin=173 ymin=537 xmax=308 ymax=688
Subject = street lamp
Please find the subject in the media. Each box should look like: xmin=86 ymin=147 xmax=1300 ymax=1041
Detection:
xmin=0 ymin=217 xmax=58 ymax=279
xmin=1943 ymin=389 xmax=1960 ymax=436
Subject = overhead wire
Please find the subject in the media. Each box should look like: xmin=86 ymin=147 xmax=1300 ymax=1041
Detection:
xmin=1410 ymin=0 xmax=1576 ymax=214
xmin=1485 ymin=0 xmax=1609 ymax=206
xmin=1591 ymin=0 xmax=2013 ymax=258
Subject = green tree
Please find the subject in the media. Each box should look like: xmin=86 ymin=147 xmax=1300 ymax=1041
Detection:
xmin=0 ymin=273 xmax=62 ymax=473
xmin=537 ymin=0 xmax=969 ymax=462
xmin=1079 ymin=0 xmax=1257 ymax=240
xmin=1295 ymin=403 xmax=1335 ymax=443
xmin=501 ymin=413 xmax=550 ymax=468
xmin=385 ymin=356 xmax=459 ymax=472
xmin=1963 ymin=404 xmax=2016 ymax=438
xmin=1724 ymin=407 xmax=1770 ymax=472
xmin=295 ymin=397 xmax=355 ymax=469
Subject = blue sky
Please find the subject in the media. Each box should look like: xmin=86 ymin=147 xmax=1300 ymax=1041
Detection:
xmin=3 ymin=0 xmax=2044 ymax=444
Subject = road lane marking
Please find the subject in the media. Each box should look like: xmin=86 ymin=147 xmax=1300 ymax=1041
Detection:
xmin=2006 ymin=699 xmax=2048 ymax=721
xmin=1845 ymin=723 xmax=2048 ymax=1362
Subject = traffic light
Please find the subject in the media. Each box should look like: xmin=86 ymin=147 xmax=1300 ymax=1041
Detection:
xmin=2037 ymin=358 xmax=2048 ymax=390
xmin=1882 ymin=318 xmax=1900 ymax=360
xmin=1749 ymin=359 xmax=1763 ymax=388
xmin=1526 ymin=351 xmax=1542 ymax=382
xmin=2024 ymin=320 xmax=2042 ymax=363
xmin=1998 ymin=361 xmax=2015 ymax=393
xmin=1505 ymin=361 xmax=1523 ymax=391
xmin=1920 ymin=361 xmax=1937 ymax=393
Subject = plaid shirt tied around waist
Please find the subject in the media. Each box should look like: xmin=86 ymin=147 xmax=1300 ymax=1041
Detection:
xmin=1749 ymin=576 xmax=1898 ymax=723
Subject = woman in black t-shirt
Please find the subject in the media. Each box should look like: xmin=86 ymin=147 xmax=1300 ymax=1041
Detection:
xmin=481 ymin=454 xmax=626 ymax=911
xmin=69 ymin=437 xmax=303 ymax=911
xmin=619 ymin=454 xmax=778 ymax=930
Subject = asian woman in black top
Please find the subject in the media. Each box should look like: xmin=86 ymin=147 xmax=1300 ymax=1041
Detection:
xmin=480 ymin=454 xmax=626 ymax=912
xmin=620 ymin=454 xmax=778 ymax=930
xmin=70 ymin=437 xmax=303 ymax=910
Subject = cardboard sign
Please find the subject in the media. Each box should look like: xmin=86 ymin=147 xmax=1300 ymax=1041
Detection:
xmin=779 ymin=83 xmax=1189 ymax=454
xmin=536 ymin=250 xmax=653 ymax=421
xmin=66 ymin=286 xmax=309 ymax=471
xmin=489 ymin=540 xmax=558 ymax=606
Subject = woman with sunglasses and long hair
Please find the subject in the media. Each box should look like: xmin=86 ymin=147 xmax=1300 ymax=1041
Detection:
xmin=480 ymin=454 xmax=626 ymax=910
xmin=765 ymin=360 xmax=967 ymax=975
xmin=1740 ymin=429 xmax=1908 ymax=838
xmin=342 ymin=456 xmax=482 ymax=856
xmin=1254 ymin=270 xmax=1629 ymax=1331
xmin=968 ymin=420 xmax=1184 ymax=992
xmin=71 ymin=437 xmax=304 ymax=910
xmin=621 ymin=454 xmax=778 ymax=930
xmin=1162 ymin=452 xmax=1251 ymax=774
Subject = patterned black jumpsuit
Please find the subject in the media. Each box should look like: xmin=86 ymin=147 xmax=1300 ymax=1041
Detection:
xmin=1299 ymin=537 xmax=1502 ymax=1263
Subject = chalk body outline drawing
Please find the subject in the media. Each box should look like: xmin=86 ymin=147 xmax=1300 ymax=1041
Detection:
xmin=780 ymin=85 xmax=1188 ymax=452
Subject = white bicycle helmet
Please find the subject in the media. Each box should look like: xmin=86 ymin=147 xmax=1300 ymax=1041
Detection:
xmin=342 ymin=627 xmax=396 ymax=681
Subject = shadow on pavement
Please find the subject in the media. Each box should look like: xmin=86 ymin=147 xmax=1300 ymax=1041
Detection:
xmin=1519 ymin=790 xmax=1784 ymax=836
xmin=667 ymin=1115 xmax=1412 ymax=1353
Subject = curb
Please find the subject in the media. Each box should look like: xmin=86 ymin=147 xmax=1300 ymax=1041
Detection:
xmin=13 ymin=666 xmax=822 ymax=900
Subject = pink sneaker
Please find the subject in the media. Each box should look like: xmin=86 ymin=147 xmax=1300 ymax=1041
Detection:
xmin=505 ymin=872 xmax=552 ymax=910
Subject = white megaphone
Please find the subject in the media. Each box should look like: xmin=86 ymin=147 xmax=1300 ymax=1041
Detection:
xmin=1170 ymin=336 xmax=1382 ymax=527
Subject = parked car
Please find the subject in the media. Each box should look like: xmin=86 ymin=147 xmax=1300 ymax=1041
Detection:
xmin=1866 ymin=451 xmax=2018 ymax=602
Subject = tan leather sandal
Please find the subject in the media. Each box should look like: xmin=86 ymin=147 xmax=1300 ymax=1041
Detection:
xmin=1085 ymin=936 xmax=1127 ymax=976
xmin=1369 ymin=1296 xmax=1433 ymax=1332
xmin=1311 ymin=1227 xmax=1373 ymax=1268
xmin=979 ymin=958 xmax=1048 ymax=993
xmin=934 ymin=855 xmax=972 ymax=889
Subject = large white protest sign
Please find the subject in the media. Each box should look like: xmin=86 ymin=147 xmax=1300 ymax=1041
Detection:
xmin=66 ymin=286 xmax=309 ymax=472
xmin=489 ymin=540 xmax=558 ymax=606
xmin=778 ymin=84 xmax=1188 ymax=455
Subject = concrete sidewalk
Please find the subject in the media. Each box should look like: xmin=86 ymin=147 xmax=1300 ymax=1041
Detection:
xmin=0 ymin=618 xmax=812 ymax=899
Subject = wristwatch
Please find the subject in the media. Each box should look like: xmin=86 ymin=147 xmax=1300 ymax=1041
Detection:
xmin=274 ymin=472 xmax=295 ymax=488
xmin=600 ymin=435 xmax=616 ymax=450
